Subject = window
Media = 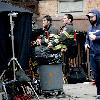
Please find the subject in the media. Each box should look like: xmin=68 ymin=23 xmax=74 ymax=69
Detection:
xmin=58 ymin=0 xmax=83 ymax=15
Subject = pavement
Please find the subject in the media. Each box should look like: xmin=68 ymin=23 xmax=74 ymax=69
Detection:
xmin=33 ymin=82 xmax=97 ymax=100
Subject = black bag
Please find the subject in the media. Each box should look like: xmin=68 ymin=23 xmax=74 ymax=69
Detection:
xmin=67 ymin=67 xmax=86 ymax=84
xmin=34 ymin=45 xmax=62 ymax=65
xmin=67 ymin=41 xmax=78 ymax=58
xmin=34 ymin=45 xmax=51 ymax=59
xmin=34 ymin=45 xmax=53 ymax=64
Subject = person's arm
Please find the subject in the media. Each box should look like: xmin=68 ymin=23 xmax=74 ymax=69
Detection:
xmin=47 ymin=26 xmax=59 ymax=48
xmin=59 ymin=24 xmax=74 ymax=42
xmin=94 ymin=31 xmax=100 ymax=41
xmin=48 ymin=34 xmax=59 ymax=48
xmin=85 ymin=31 xmax=90 ymax=51
xmin=88 ymin=30 xmax=100 ymax=41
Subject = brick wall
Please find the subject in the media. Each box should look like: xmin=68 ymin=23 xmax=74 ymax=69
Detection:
xmin=84 ymin=0 xmax=100 ymax=13
xmin=38 ymin=0 xmax=100 ymax=17
xmin=38 ymin=0 xmax=58 ymax=17
xmin=37 ymin=0 xmax=100 ymax=32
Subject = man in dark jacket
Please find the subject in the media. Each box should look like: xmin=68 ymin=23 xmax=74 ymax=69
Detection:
xmin=59 ymin=14 xmax=76 ymax=81
xmin=34 ymin=15 xmax=59 ymax=47
xmin=31 ymin=15 xmax=60 ymax=65
xmin=34 ymin=15 xmax=65 ymax=98
xmin=60 ymin=14 xmax=75 ymax=48
xmin=85 ymin=8 xmax=100 ymax=100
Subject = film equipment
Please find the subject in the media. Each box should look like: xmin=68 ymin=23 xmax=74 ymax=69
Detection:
xmin=8 ymin=12 xmax=21 ymax=81
xmin=0 ymin=12 xmax=40 ymax=100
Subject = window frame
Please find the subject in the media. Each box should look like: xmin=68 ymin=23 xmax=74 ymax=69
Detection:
xmin=58 ymin=0 xmax=83 ymax=16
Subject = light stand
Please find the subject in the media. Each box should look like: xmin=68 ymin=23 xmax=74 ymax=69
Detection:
xmin=7 ymin=12 xmax=40 ymax=100
xmin=8 ymin=12 xmax=22 ymax=80
xmin=0 ymin=12 xmax=20 ymax=100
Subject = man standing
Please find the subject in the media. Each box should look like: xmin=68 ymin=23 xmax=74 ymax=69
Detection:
xmin=60 ymin=14 xmax=74 ymax=48
xmin=85 ymin=8 xmax=100 ymax=100
xmin=59 ymin=14 xmax=76 ymax=81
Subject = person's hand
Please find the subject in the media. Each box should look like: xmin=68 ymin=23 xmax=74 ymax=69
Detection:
xmin=89 ymin=34 xmax=96 ymax=40
xmin=36 ymin=39 xmax=41 ymax=45
xmin=31 ymin=41 xmax=36 ymax=46
xmin=47 ymin=42 xmax=53 ymax=48
xmin=61 ymin=48 xmax=67 ymax=52
xmin=85 ymin=44 xmax=90 ymax=51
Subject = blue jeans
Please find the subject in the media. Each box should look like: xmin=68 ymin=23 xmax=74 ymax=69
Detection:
xmin=89 ymin=53 xmax=96 ymax=79
xmin=95 ymin=54 xmax=100 ymax=95
xmin=90 ymin=53 xmax=100 ymax=95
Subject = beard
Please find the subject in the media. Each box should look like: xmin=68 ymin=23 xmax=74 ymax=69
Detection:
xmin=89 ymin=20 xmax=97 ymax=25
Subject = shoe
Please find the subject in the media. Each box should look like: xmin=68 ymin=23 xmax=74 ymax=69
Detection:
xmin=44 ymin=93 xmax=53 ymax=99
xmin=56 ymin=91 xmax=66 ymax=99
xmin=96 ymin=95 xmax=100 ymax=100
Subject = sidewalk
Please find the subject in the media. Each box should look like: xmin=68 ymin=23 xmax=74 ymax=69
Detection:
xmin=34 ymin=82 xmax=96 ymax=100
xmin=63 ymin=82 xmax=96 ymax=100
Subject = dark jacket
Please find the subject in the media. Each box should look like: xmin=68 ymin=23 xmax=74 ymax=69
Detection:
xmin=41 ymin=24 xmax=59 ymax=47
xmin=59 ymin=23 xmax=74 ymax=46
xmin=85 ymin=8 xmax=100 ymax=54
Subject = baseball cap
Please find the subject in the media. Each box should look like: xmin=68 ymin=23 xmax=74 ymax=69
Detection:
xmin=86 ymin=12 xmax=96 ymax=17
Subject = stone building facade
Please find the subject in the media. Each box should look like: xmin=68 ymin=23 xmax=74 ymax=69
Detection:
xmin=6 ymin=0 xmax=100 ymax=31
xmin=38 ymin=0 xmax=100 ymax=17
xmin=37 ymin=0 xmax=100 ymax=32
xmin=38 ymin=0 xmax=58 ymax=17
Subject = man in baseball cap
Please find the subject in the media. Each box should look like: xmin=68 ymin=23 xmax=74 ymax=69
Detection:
xmin=85 ymin=8 xmax=100 ymax=100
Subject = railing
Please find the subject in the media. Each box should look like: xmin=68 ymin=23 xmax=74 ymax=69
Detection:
xmin=65 ymin=32 xmax=92 ymax=80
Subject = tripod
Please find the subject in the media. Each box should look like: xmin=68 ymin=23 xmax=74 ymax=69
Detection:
xmin=8 ymin=12 xmax=21 ymax=81
xmin=0 ymin=12 xmax=40 ymax=100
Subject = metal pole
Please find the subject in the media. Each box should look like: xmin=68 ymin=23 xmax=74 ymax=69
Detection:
xmin=9 ymin=14 xmax=16 ymax=80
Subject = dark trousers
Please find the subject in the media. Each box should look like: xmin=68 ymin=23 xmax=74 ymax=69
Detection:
xmin=90 ymin=53 xmax=96 ymax=79
xmin=90 ymin=53 xmax=100 ymax=95
xmin=62 ymin=52 xmax=69 ymax=77
xmin=95 ymin=54 xmax=100 ymax=95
